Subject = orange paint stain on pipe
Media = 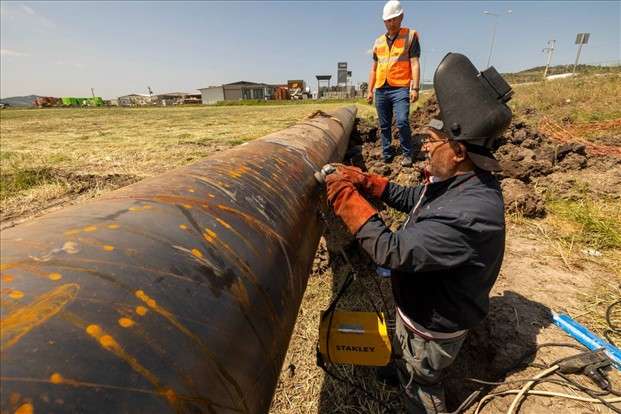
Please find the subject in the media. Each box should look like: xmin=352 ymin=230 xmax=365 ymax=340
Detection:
xmin=1 ymin=284 xmax=79 ymax=352
xmin=83 ymin=321 xmax=172 ymax=402
xmin=230 ymin=279 xmax=250 ymax=308
xmin=134 ymin=290 xmax=191 ymax=339
xmin=135 ymin=291 xmax=157 ymax=309
xmin=191 ymin=248 xmax=204 ymax=259
xmin=203 ymin=229 xmax=217 ymax=243
xmin=83 ymin=226 xmax=97 ymax=233
xmin=214 ymin=218 xmax=261 ymax=258
xmin=107 ymin=223 xmax=120 ymax=229
xmin=1 ymin=274 xmax=14 ymax=283
xmin=8 ymin=290 xmax=24 ymax=299
xmin=14 ymin=402 xmax=33 ymax=414
xmin=135 ymin=306 xmax=149 ymax=316
xmin=1 ymin=262 xmax=17 ymax=272
xmin=48 ymin=272 xmax=62 ymax=281
xmin=49 ymin=372 xmax=63 ymax=384
xmin=181 ymin=204 xmax=193 ymax=209
xmin=132 ymin=289 xmax=236 ymax=392
xmin=179 ymin=224 xmax=188 ymax=230
xmin=118 ymin=317 xmax=135 ymax=328
xmin=215 ymin=218 xmax=231 ymax=229
xmin=102 ymin=245 xmax=115 ymax=252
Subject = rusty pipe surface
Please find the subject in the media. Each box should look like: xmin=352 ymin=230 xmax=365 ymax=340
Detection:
xmin=1 ymin=106 xmax=357 ymax=414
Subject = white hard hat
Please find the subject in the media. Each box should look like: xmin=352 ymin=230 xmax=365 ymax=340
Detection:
xmin=383 ymin=0 xmax=403 ymax=20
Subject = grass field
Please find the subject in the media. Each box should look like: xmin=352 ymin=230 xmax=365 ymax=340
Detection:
xmin=0 ymin=102 xmax=375 ymax=223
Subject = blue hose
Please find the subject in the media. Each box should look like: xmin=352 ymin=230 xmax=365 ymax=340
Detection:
xmin=552 ymin=311 xmax=621 ymax=370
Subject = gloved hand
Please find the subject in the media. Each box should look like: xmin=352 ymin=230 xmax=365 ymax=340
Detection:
xmin=326 ymin=172 xmax=377 ymax=234
xmin=333 ymin=164 xmax=389 ymax=199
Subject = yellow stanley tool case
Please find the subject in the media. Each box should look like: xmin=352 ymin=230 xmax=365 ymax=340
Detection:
xmin=316 ymin=247 xmax=392 ymax=368
xmin=319 ymin=309 xmax=391 ymax=366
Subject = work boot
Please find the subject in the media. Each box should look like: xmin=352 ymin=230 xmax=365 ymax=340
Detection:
xmin=375 ymin=361 xmax=400 ymax=386
xmin=403 ymin=382 xmax=447 ymax=414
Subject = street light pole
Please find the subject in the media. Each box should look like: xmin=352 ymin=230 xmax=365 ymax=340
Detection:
xmin=542 ymin=39 xmax=556 ymax=79
xmin=483 ymin=10 xmax=512 ymax=68
xmin=420 ymin=48 xmax=437 ymax=88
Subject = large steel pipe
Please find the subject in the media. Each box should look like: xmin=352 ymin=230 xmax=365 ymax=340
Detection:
xmin=1 ymin=106 xmax=357 ymax=413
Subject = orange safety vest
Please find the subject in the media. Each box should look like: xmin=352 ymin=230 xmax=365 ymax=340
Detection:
xmin=374 ymin=27 xmax=417 ymax=88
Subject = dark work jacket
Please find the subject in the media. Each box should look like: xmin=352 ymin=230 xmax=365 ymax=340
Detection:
xmin=356 ymin=171 xmax=505 ymax=333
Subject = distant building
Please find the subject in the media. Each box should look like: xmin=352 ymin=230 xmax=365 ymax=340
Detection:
xmin=198 ymin=81 xmax=280 ymax=105
xmin=117 ymin=94 xmax=153 ymax=107
xmin=156 ymin=92 xmax=202 ymax=106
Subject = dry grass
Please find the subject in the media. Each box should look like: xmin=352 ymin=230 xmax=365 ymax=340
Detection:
xmin=0 ymin=103 xmax=375 ymax=223
xmin=575 ymin=280 xmax=621 ymax=347
xmin=511 ymin=73 xmax=621 ymax=125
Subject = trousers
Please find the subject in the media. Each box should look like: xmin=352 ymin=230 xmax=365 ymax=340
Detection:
xmin=393 ymin=311 xmax=467 ymax=413
xmin=375 ymin=87 xmax=413 ymax=160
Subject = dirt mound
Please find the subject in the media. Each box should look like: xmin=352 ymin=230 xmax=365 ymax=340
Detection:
xmin=496 ymin=121 xmax=588 ymax=184
xmin=410 ymin=94 xmax=440 ymax=131
xmin=501 ymin=178 xmax=546 ymax=218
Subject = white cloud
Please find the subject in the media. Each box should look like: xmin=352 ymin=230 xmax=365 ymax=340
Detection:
xmin=1 ymin=48 xmax=30 ymax=57
xmin=19 ymin=4 xmax=35 ymax=15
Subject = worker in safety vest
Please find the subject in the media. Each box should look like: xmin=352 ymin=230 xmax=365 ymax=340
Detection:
xmin=327 ymin=53 xmax=512 ymax=413
xmin=367 ymin=0 xmax=421 ymax=167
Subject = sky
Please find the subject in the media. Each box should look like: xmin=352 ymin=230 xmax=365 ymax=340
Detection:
xmin=1 ymin=1 xmax=619 ymax=99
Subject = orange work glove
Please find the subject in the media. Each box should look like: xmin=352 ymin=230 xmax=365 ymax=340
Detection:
xmin=334 ymin=164 xmax=389 ymax=199
xmin=325 ymin=172 xmax=378 ymax=234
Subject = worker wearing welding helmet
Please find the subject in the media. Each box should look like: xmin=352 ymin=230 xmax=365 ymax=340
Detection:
xmin=326 ymin=53 xmax=512 ymax=413
xmin=368 ymin=0 xmax=421 ymax=166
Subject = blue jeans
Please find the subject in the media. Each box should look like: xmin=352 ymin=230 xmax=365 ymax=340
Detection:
xmin=375 ymin=87 xmax=413 ymax=160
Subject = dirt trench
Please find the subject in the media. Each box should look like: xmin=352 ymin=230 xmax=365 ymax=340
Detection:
xmin=0 ymin=169 xmax=139 ymax=228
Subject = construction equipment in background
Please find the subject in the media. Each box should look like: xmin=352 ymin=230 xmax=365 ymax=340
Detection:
xmin=58 ymin=97 xmax=104 ymax=107
xmin=34 ymin=96 xmax=61 ymax=107
xmin=274 ymin=86 xmax=290 ymax=100
xmin=288 ymin=79 xmax=310 ymax=100
xmin=33 ymin=97 xmax=104 ymax=107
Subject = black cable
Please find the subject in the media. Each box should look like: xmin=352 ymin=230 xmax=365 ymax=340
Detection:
xmin=605 ymin=299 xmax=621 ymax=346
xmin=551 ymin=371 xmax=621 ymax=414
xmin=444 ymin=342 xmax=588 ymax=414
xmin=370 ymin=272 xmax=391 ymax=317
xmin=338 ymin=247 xmax=385 ymax=322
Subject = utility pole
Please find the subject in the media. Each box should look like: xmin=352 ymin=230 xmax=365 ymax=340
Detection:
xmin=573 ymin=33 xmax=590 ymax=74
xmin=483 ymin=9 xmax=512 ymax=68
xmin=90 ymin=88 xmax=95 ymax=98
xmin=542 ymin=40 xmax=556 ymax=79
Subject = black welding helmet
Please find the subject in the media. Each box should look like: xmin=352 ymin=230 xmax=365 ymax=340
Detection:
xmin=430 ymin=53 xmax=513 ymax=171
